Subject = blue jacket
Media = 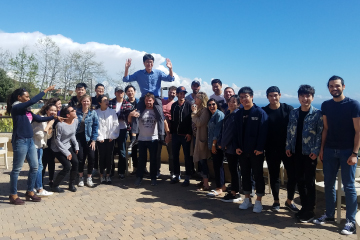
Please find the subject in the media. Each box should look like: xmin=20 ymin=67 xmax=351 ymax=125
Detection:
xmin=11 ymin=91 xmax=54 ymax=143
xmin=76 ymin=109 xmax=99 ymax=142
xmin=235 ymin=104 xmax=268 ymax=154
xmin=218 ymin=109 xmax=239 ymax=155
xmin=286 ymin=106 xmax=323 ymax=155
xmin=207 ymin=109 xmax=224 ymax=150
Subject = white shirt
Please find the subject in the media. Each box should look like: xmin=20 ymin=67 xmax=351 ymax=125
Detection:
xmin=138 ymin=109 xmax=158 ymax=141
xmin=96 ymin=108 xmax=121 ymax=141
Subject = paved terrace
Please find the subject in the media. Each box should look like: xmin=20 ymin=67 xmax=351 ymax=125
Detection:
xmin=0 ymin=161 xmax=356 ymax=240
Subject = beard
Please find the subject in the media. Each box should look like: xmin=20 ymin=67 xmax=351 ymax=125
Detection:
xmin=330 ymin=90 xmax=342 ymax=98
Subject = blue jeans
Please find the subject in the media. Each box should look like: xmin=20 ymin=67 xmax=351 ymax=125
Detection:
xmin=137 ymin=140 xmax=158 ymax=179
xmin=10 ymin=138 xmax=38 ymax=195
xmin=117 ymin=129 xmax=128 ymax=174
xmin=172 ymin=134 xmax=192 ymax=178
xmin=35 ymin=148 xmax=44 ymax=190
xmin=323 ymin=148 xmax=357 ymax=223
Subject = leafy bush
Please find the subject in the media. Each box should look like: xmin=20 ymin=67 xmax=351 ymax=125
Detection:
xmin=0 ymin=117 xmax=13 ymax=132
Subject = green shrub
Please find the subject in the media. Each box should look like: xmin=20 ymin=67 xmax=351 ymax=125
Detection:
xmin=0 ymin=118 xmax=13 ymax=132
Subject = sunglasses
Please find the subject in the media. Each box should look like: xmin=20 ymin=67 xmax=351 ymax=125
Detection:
xmin=208 ymin=103 xmax=216 ymax=107
xmin=70 ymin=109 xmax=76 ymax=112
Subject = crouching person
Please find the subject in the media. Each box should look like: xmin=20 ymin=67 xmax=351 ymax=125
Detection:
xmin=286 ymin=85 xmax=323 ymax=223
xmin=129 ymin=93 xmax=159 ymax=187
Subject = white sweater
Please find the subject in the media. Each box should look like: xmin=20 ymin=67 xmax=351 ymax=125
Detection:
xmin=95 ymin=108 xmax=120 ymax=141
xmin=32 ymin=115 xmax=54 ymax=149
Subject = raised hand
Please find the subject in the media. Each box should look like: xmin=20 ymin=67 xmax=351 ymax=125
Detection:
xmin=44 ymin=85 xmax=55 ymax=93
xmin=166 ymin=58 xmax=172 ymax=69
xmin=125 ymin=58 xmax=132 ymax=69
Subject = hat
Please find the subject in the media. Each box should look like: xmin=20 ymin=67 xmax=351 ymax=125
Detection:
xmin=176 ymin=86 xmax=187 ymax=94
xmin=191 ymin=80 xmax=201 ymax=86
xmin=114 ymin=86 xmax=124 ymax=93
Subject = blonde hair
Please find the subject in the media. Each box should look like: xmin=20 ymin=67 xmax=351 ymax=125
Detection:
xmin=77 ymin=94 xmax=92 ymax=109
xmin=196 ymin=92 xmax=208 ymax=110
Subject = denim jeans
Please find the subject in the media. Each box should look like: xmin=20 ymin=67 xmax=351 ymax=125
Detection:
xmin=137 ymin=140 xmax=158 ymax=179
xmin=35 ymin=148 xmax=44 ymax=190
xmin=323 ymin=148 xmax=358 ymax=223
xmin=172 ymin=134 xmax=192 ymax=178
xmin=10 ymin=138 xmax=38 ymax=195
xmin=117 ymin=129 xmax=128 ymax=174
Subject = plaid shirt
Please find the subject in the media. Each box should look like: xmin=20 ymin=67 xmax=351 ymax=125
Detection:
xmin=108 ymin=98 xmax=134 ymax=130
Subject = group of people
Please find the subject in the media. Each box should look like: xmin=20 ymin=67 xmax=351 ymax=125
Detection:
xmin=5 ymin=53 xmax=360 ymax=236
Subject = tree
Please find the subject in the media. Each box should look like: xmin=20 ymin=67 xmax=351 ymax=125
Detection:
xmin=36 ymin=37 xmax=62 ymax=94
xmin=0 ymin=48 xmax=12 ymax=72
xmin=9 ymin=46 xmax=38 ymax=85
xmin=60 ymin=51 xmax=77 ymax=101
xmin=0 ymin=68 xmax=14 ymax=102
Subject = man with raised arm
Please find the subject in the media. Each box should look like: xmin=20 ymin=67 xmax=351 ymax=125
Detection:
xmin=123 ymin=54 xmax=174 ymax=147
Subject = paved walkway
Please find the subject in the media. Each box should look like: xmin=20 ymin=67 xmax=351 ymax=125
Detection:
xmin=0 ymin=160 xmax=357 ymax=240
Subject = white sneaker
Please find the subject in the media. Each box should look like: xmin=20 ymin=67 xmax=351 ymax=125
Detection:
xmin=253 ymin=200 xmax=263 ymax=213
xmin=35 ymin=189 xmax=54 ymax=197
xmin=78 ymin=177 xmax=84 ymax=187
xmin=86 ymin=177 xmax=94 ymax=187
xmin=101 ymin=176 xmax=106 ymax=184
xmin=239 ymin=198 xmax=253 ymax=210
xmin=341 ymin=219 xmax=356 ymax=235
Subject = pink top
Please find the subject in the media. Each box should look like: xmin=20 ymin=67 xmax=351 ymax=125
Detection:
xmin=26 ymin=112 xmax=33 ymax=123
xmin=161 ymin=99 xmax=175 ymax=120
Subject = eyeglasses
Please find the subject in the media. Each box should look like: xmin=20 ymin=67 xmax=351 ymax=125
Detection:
xmin=208 ymin=103 xmax=216 ymax=107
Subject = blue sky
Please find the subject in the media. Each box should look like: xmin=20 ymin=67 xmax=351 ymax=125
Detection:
xmin=1 ymin=0 xmax=360 ymax=104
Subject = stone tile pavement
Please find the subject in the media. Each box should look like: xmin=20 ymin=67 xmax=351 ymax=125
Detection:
xmin=0 ymin=161 xmax=357 ymax=240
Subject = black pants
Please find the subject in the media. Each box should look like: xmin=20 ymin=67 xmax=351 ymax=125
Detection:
xmin=131 ymin=141 xmax=138 ymax=169
xmin=98 ymin=139 xmax=115 ymax=175
xmin=226 ymin=153 xmax=240 ymax=193
xmin=172 ymin=134 xmax=192 ymax=177
xmin=76 ymin=132 xmax=95 ymax=175
xmin=239 ymin=153 xmax=265 ymax=196
xmin=42 ymin=147 xmax=55 ymax=182
xmin=212 ymin=149 xmax=225 ymax=188
xmin=53 ymin=148 xmax=79 ymax=184
xmin=93 ymin=143 xmax=99 ymax=170
xmin=294 ymin=153 xmax=317 ymax=212
xmin=137 ymin=140 xmax=158 ymax=179
xmin=266 ymin=149 xmax=297 ymax=201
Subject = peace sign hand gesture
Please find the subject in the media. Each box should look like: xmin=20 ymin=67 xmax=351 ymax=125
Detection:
xmin=125 ymin=58 xmax=132 ymax=69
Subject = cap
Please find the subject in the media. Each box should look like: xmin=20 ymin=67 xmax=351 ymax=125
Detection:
xmin=114 ymin=86 xmax=124 ymax=93
xmin=191 ymin=80 xmax=201 ymax=86
xmin=176 ymin=86 xmax=187 ymax=94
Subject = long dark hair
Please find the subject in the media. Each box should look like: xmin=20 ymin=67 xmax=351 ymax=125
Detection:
xmin=6 ymin=88 xmax=27 ymax=115
xmin=207 ymin=98 xmax=222 ymax=112
xmin=39 ymin=104 xmax=56 ymax=116
xmin=46 ymin=97 xmax=61 ymax=106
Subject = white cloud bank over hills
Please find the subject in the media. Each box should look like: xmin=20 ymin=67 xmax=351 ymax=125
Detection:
xmin=0 ymin=31 xmax=317 ymax=102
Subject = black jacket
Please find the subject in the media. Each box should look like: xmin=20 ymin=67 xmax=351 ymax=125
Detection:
xmin=170 ymin=101 xmax=192 ymax=135
xmin=68 ymin=96 xmax=79 ymax=108
xmin=262 ymin=103 xmax=293 ymax=151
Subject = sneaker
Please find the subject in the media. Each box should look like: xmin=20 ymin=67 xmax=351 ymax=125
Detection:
xmin=130 ymin=168 xmax=137 ymax=175
xmin=78 ymin=177 xmax=84 ymax=187
xmin=106 ymin=176 xmax=112 ymax=184
xmin=239 ymin=198 xmax=253 ymax=209
xmin=49 ymin=182 xmax=53 ymax=188
xmin=118 ymin=174 xmax=125 ymax=179
xmin=295 ymin=209 xmax=305 ymax=219
xmin=170 ymin=175 xmax=180 ymax=184
xmin=285 ymin=201 xmax=299 ymax=213
xmin=35 ymin=189 xmax=54 ymax=197
xmin=86 ymin=177 xmax=94 ymax=187
xmin=299 ymin=212 xmax=314 ymax=223
xmin=181 ymin=179 xmax=190 ymax=187
xmin=101 ymin=176 xmax=106 ymax=184
xmin=272 ymin=202 xmax=280 ymax=212
xmin=151 ymin=179 xmax=157 ymax=186
xmin=253 ymin=200 xmax=263 ymax=213
xmin=221 ymin=193 xmax=242 ymax=203
xmin=92 ymin=169 xmax=99 ymax=177
xmin=341 ymin=219 xmax=356 ymax=235
xmin=313 ymin=214 xmax=335 ymax=225
xmin=134 ymin=177 xmax=142 ymax=187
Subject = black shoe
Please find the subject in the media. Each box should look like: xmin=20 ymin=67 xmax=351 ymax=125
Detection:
xmin=285 ymin=201 xmax=299 ymax=213
xmin=51 ymin=186 xmax=65 ymax=193
xmin=170 ymin=176 xmax=180 ymax=184
xmin=69 ymin=184 xmax=77 ymax=192
xmin=49 ymin=182 xmax=53 ymax=188
xmin=299 ymin=211 xmax=314 ymax=223
xmin=151 ymin=179 xmax=157 ymax=186
xmin=220 ymin=192 xmax=242 ymax=203
xmin=135 ymin=177 xmax=142 ymax=187
xmin=295 ymin=209 xmax=304 ymax=219
xmin=181 ymin=179 xmax=190 ymax=187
